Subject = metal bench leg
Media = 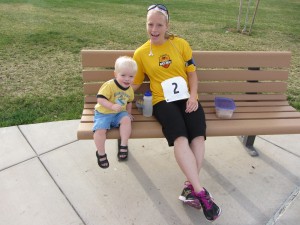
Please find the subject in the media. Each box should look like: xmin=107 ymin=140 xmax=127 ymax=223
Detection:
xmin=239 ymin=135 xmax=259 ymax=156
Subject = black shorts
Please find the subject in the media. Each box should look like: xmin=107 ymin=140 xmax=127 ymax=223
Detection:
xmin=153 ymin=99 xmax=206 ymax=146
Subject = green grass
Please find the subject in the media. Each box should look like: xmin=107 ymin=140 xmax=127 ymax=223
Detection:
xmin=1 ymin=0 xmax=299 ymax=127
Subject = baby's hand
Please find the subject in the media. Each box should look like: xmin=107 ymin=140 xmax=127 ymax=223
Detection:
xmin=111 ymin=104 xmax=122 ymax=112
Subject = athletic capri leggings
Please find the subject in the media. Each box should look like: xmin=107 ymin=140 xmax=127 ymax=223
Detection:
xmin=153 ymin=99 xmax=206 ymax=147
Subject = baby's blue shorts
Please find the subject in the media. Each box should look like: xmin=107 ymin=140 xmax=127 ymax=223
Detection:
xmin=92 ymin=110 xmax=129 ymax=132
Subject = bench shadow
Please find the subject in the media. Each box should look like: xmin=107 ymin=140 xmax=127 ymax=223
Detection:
xmin=124 ymin=139 xmax=300 ymax=224
xmin=126 ymin=152 xmax=211 ymax=225
xmin=242 ymin=136 xmax=300 ymax=185
xmin=257 ymin=151 xmax=300 ymax=186
xmin=202 ymin=159 xmax=267 ymax=223
xmin=125 ymin=153 xmax=185 ymax=225
xmin=125 ymin=151 xmax=268 ymax=224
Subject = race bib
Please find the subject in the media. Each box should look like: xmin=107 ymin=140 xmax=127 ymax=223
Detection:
xmin=161 ymin=76 xmax=190 ymax=102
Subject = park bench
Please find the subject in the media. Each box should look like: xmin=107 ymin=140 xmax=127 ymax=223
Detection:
xmin=77 ymin=50 xmax=300 ymax=156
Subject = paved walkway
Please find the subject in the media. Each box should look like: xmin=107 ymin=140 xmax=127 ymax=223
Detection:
xmin=1 ymin=120 xmax=299 ymax=225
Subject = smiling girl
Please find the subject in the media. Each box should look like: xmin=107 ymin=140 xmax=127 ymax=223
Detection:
xmin=132 ymin=4 xmax=221 ymax=221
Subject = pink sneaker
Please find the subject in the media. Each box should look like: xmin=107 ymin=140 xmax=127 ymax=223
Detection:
xmin=178 ymin=181 xmax=201 ymax=209
xmin=195 ymin=188 xmax=221 ymax=221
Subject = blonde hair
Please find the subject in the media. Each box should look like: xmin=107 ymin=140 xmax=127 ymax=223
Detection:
xmin=114 ymin=56 xmax=137 ymax=74
xmin=147 ymin=10 xmax=176 ymax=40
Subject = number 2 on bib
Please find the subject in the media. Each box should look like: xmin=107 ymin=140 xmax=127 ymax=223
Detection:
xmin=161 ymin=76 xmax=190 ymax=102
xmin=172 ymin=82 xmax=180 ymax=94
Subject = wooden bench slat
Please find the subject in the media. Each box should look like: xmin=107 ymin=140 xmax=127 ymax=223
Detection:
xmin=82 ymin=50 xmax=134 ymax=67
xmin=83 ymin=100 xmax=290 ymax=110
xmin=77 ymin=121 xmax=163 ymax=139
xmin=82 ymin=105 xmax=296 ymax=117
xmin=198 ymin=94 xmax=287 ymax=101
xmin=132 ymin=112 xmax=300 ymax=120
xmin=82 ymin=71 xmax=150 ymax=83
xmin=206 ymin=112 xmax=300 ymax=120
xmin=84 ymin=82 xmax=287 ymax=95
xmin=85 ymin=94 xmax=288 ymax=103
xmin=83 ymin=83 xmax=150 ymax=95
xmin=198 ymin=70 xmax=288 ymax=81
xmin=200 ymin=101 xmax=290 ymax=107
xmin=80 ymin=111 xmax=300 ymax=124
xmin=207 ymin=119 xmax=300 ymax=136
xmin=82 ymin=70 xmax=289 ymax=83
xmin=82 ymin=108 xmax=143 ymax=116
xmin=83 ymin=104 xmax=294 ymax=112
xmin=204 ymin=106 xmax=297 ymax=113
xmin=199 ymin=82 xmax=287 ymax=93
xmin=193 ymin=51 xmax=291 ymax=68
xmin=77 ymin=118 xmax=300 ymax=140
xmin=81 ymin=50 xmax=291 ymax=68
xmin=82 ymin=71 xmax=114 ymax=82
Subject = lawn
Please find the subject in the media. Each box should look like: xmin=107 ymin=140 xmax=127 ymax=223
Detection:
xmin=0 ymin=0 xmax=299 ymax=127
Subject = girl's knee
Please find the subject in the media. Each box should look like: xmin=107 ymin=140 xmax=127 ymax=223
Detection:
xmin=174 ymin=136 xmax=189 ymax=144
xmin=197 ymin=136 xmax=205 ymax=141
xmin=192 ymin=136 xmax=205 ymax=144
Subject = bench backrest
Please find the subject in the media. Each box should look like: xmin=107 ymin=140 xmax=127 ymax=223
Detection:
xmin=81 ymin=50 xmax=291 ymax=104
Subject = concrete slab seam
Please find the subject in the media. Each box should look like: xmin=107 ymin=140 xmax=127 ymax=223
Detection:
xmin=0 ymin=139 xmax=78 ymax=172
xmin=265 ymin=186 xmax=300 ymax=225
xmin=15 ymin=126 xmax=87 ymax=225
xmin=258 ymin=136 xmax=300 ymax=158
xmin=0 ymin=156 xmax=37 ymax=172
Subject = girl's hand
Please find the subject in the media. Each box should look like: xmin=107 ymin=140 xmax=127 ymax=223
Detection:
xmin=185 ymin=98 xmax=198 ymax=113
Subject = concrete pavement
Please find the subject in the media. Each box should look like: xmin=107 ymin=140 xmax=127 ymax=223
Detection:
xmin=0 ymin=120 xmax=299 ymax=225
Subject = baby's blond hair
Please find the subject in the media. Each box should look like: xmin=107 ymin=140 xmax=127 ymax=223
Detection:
xmin=114 ymin=56 xmax=137 ymax=74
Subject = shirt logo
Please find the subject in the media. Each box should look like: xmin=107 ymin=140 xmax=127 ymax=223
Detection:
xmin=159 ymin=54 xmax=172 ymax=68
xmin=114 ymin=92 xmax=129 ymax=106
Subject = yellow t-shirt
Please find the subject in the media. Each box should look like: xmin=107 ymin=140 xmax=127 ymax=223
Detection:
xmin=133 ymin=37 xmax=196 ymax=105
xmin=95 ymin=79 xmax=134 ymax=114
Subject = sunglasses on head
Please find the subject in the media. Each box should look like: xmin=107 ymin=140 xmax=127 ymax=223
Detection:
xmin=147 ymin=4 xmax=169 ymax=20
